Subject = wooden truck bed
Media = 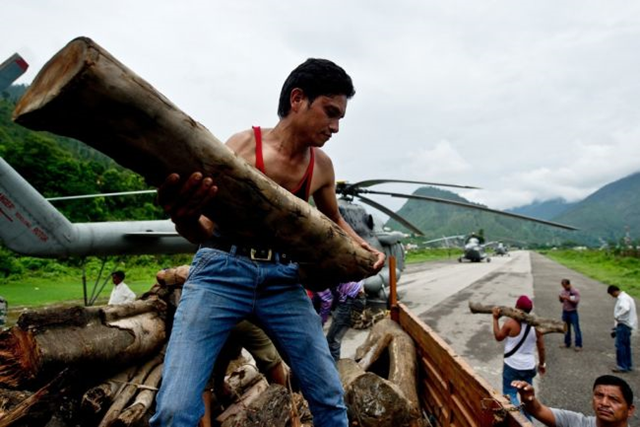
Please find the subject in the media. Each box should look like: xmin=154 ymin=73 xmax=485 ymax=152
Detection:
xmin=396 ymin=303 xmax=531 ymax=427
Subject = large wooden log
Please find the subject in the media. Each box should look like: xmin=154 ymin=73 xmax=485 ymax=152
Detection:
xmin=354 ymin=318 xmax=420 ymax=418
xmin=12 ymin=36 xmax=378 ymax=288
xmin=337 ymin=359 xmax=421 ymax=427
xmin=219 ymin=384 xmax=312 ymax=427
xmin=468 ymin=301 xmax=566 ymax=334
xmin=0 ymin=302 xmax=166 ymax=388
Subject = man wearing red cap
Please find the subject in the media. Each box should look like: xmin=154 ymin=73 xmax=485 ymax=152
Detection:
xmin=493 ymin=295 xmax=546 ymax=419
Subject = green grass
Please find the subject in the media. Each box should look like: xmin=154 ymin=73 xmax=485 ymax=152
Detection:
xmin=2 ymin=249 xmax=637 ymax=310
xmin=0 ymin=254 xmax=192 ymax=309
xmin=405 ymin=248 xmax=459 ymax=263
xmin=540 ymin=249 xmax=640 ymax=299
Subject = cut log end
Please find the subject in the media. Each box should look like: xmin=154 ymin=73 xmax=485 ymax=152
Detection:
xmin=13 ymin=37 xmax=93 ymax=125
xmin=0 ymin=329 xmax=39 ymax=388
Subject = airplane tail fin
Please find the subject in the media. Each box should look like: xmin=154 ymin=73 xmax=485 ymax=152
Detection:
xmin=0 ymin=157 xmax=78 ymax=257
xmin=0 ymin=53 xmax=29 ymax=92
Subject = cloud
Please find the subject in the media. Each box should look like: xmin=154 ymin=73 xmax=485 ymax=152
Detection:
xmin=3 ymin=0 xmax=640 ymax=218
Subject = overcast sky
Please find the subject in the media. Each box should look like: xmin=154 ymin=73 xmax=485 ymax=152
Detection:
xmin=4 ymin=1 xmax=640 ymax=215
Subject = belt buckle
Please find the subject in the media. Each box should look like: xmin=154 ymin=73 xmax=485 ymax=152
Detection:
xmin=250 ymin=248 xmax=273 ymax=262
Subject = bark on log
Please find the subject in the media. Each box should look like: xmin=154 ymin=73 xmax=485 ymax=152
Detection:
xmin=12 ymin=36 xmax=377 ymax=288
xmin=224 ymin=363 xmax=262 ymax=400
xmin=468 ymin=301 xmax=566 ymax=334
xmin=112 ymin=362 xmax=163 ymax=427
xmin=219 ymin=384 xmax=312 ymax=427
xmin=0 ymin=303 xmax=166 ymax=388
xmin=81 ymin=366 xmax=138 ymax=415
xmin=98 ymin=354 xmax=163 ymax=427
xmin=337 ymin=359 xmax=419 ymax=427
xmin=215 ymin=378 xmax=269 ymax=424
xmin=354 ymin=318 xmax=420 ymax=419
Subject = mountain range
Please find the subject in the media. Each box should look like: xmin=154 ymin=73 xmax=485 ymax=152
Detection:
xmin=385 ymin=172 xmax=640 ymax=247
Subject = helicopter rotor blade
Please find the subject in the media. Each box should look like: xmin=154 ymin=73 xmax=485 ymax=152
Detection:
xmin=356 ymin=195 xmax=425 ymax=236
xmin=348 ymin=179 xmax=480 ymax=190
xmin=46 ymin=189 xmax=157 ymax=202
xmin=362 ymin=189 xmax=578 ymax=231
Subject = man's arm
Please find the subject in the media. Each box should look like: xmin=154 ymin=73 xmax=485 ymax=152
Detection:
xmin=511 ymin=381 xmax=557 ymax=426
xmin=492 ymin=307 xmax=513 ymax=341
xmin=614 ymin=294 xmax=631 ymax=321
xmin=311 ymin=153 xmax=385 ymax=270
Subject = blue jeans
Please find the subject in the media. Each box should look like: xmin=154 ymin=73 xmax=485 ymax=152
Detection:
xmin=615 ymin=324 xmax=633 ymax=371
xmin=326 ymin=294 xmax=365 ymax=361
xmin=150 ymin=248 xmax=347 ymax=427
xmin=503 ymin=363 xmax=537 ymax=420
xmin=562 ymin=310 xmax=582 ymax=348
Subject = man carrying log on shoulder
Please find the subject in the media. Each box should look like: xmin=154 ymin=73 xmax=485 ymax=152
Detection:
xmin=493 ymin=295 xmax=546 ymax=419
xmin=150 ymin=59 xmax=385 ymax=427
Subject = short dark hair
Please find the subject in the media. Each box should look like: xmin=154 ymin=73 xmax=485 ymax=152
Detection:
xmin=277 ymin=58 xmax=355 ymax=118
xmin=561 ymin=279 xmax=570 ymax=285
xmin=112 ymin=271 xmax=125 ymax=280
xmin=593 ymin=375 xmax=633 ymax=406
xmin=607 ymin=285 xmax=620 ymax=295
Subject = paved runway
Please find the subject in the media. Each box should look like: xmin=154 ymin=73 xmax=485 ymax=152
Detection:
xmin=341 ymin=250 xmax=639 ymax=423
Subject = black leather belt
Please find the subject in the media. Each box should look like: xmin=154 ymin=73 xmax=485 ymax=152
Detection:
xmin=201 ymin=240 xmax=292 ymax=264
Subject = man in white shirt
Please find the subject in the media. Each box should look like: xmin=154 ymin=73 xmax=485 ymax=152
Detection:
xmin=607 ymin=285 xmax=637 ymax=373
xmin=512 ymin=375 xmax=635 ymax=427
xmin=108 ymin=270 xmax=136 ymax=305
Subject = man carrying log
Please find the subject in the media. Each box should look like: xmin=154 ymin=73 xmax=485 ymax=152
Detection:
xmin=150 ymin=58 xmax=385 ymax=427
xmin=492 ymin=295 xmax=546 ymax=419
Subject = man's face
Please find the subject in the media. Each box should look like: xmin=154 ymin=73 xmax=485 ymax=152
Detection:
xmin=112 ymin=275 xmax=122 ymax=285
xmin=562 ymin=281 xmax=571 ymax=291
xmin=592 ymin=384 xmax=635 ymax=425
xmin=296 ymin=94 xmax=347 ymax=147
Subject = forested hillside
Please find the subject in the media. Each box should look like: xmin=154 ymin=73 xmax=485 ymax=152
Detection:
xmin=386 ymin=172 xmax=640 ymax=248
xmin=552 ymin=172 xmax=640 ymax=245
xmin=385 ymin=187 xmax=569 ymax=247
xmin=0 ymin=95 xmax=165 ymax=223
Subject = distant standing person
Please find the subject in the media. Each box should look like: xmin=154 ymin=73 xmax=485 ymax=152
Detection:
xmin=559 ymin=278 xmax=582 ymax=351
xmin=492 ymin=295 xmax=546 ymax=418
xmin=607 ymin=285 xmax=637 ymax=373
xmin=108 ymin=271 xmax=136 ymax=305
xmin=512 ymin=375 xmax=635 ymax=427
xmin=0 ymin=296 xmax=7 ymax=328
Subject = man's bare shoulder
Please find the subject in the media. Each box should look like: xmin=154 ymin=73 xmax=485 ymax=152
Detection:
xmin=226 ymin=129 xmax=254 ymax=152
xmin=314 ymin=148 xmax=334 ymax=172
xmin=312 ymin=148 xmax=336 ymax=185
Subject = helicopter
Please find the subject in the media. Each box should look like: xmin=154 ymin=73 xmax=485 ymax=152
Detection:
xmin=332 ymin=180 xmax=576 ymax=302
xmin=0 ymin=53 xmax=28 ymax=92
xmin=0 ymin=156 xmax=577 ymax=304
xmin=493 ymin=241 xmax=510 ymax=257
xmin=458 ymin=232 xmax=490 ymax=263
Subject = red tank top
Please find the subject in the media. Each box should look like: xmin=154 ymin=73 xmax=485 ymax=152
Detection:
xmin=253 ymin=126 xmax=314 ymax=201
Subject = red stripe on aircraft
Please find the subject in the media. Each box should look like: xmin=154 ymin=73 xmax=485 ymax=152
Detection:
xmin=0 ymin=207 xmax=13 ymax=222
xmin=15 ymin=57 xmax=29 ymax=71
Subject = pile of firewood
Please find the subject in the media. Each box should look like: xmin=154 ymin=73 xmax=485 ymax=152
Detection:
xmin=0 ymin=274 xmax=424 ymax=427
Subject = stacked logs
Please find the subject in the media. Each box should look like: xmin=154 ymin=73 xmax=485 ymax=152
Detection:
xmin=0 ymin=273 xmax=423 ymax=427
